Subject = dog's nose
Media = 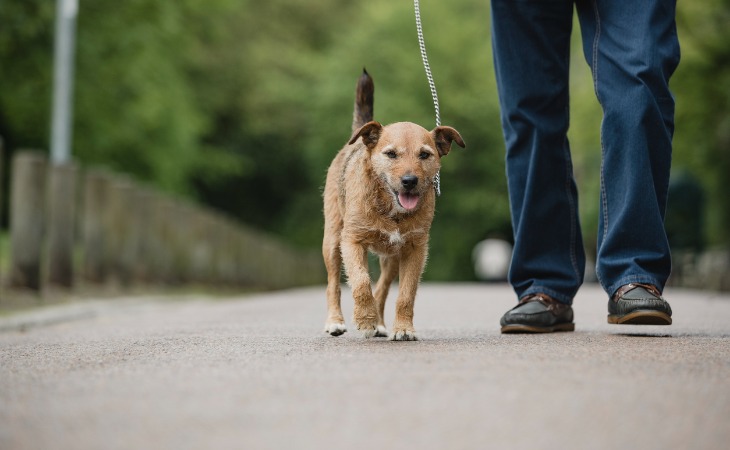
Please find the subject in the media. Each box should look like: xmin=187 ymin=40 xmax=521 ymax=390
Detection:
xmin=401 ymin=175 xmax=418 ymax=191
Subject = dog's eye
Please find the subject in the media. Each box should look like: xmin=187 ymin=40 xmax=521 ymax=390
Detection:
xmin=419 ymin=151 xmax=432 ymax=160
xmin=384 ymin=150 xmax=397 ymax=159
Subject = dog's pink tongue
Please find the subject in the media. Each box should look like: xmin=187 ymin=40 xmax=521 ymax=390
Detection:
xmin=398 ymin=193 xmax=419 ymax=210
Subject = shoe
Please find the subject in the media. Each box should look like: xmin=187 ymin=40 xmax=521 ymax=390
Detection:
xmin=607 ymin=283 xmax=672 ymax=325
xmin=500 ymin=293 xmax=575 ymax=333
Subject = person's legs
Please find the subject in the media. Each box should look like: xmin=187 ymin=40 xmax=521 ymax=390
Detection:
xmin=575 ymin=0 xmax=680 ymax=297
xmin=491 ymin=0 xmax=585 ymax=305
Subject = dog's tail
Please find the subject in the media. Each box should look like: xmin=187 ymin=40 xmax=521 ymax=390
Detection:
xmin=352 ymin=68 xmax=374 ymax=133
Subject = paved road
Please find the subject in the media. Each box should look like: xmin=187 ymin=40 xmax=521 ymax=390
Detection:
xmin=1 ymin=283 xmax=729 ymax=450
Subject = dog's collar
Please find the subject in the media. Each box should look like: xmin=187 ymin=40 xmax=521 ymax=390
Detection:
xmin=434 ymin=171 xmax=441 ymax=197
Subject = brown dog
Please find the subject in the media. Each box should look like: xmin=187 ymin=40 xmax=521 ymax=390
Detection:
xmin=322 ymin=69 xmax=465 ymax=340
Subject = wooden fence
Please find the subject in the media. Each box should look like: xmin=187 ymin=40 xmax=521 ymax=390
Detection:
xmin=1 ymin=149 xmax=324 ymax=297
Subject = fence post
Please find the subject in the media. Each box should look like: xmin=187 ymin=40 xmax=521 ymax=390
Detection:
xmin=188 ymin=205 xmax=211 ymax=285
xmin=9 ymin=151 xmax=47 ymax=291
xmin=155 ymin=195 xmax=176 ymax=285
xmin=46 ymin=162 xmax=78 ymax=287
xmin=107 ymin=176 xmax=134 ymax=287
xmin=144 ymin=192 xmax=166 ymax=285
xmin=118 ymin=182 xmax=142 ymax=288
xmin=82 ymin=170 xmax=111 ymax=284
xmin=133 ymin=187 xmax=154 ymax=284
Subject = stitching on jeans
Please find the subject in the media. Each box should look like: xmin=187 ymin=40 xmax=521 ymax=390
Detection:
xmin=564 ymin=138 xmax=580 ymax=281
xmin=590 ymin=0 xmax=609 ymax=290
xmin=590 ymin=1 xmax=601 ymax=102
xmin=563 ymin=22 xmax=581 ymax=288
xmin=561 ymin=20 xmax=580 ymax=285
xmin=593 ymin=1 xmax=607 ymax=243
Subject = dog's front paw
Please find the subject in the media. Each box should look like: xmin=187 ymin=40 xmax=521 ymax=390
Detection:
xmin=354 ymin=304 xmax=379 ymax=338
xmin=356 ymin=322 xmax=378 ymax=338
xmin=324 ymin=322 xmax=347 ymax=336
xmin=374 ymin=325 xmax=388 ymax=338
xmin=390 ymin=328 xmax=418 ymax=341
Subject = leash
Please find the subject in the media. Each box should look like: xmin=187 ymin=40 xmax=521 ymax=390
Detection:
xmin=413 ymin=0 xmax=442 ymax=196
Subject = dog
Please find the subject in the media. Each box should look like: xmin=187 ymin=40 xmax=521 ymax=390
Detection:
xmin=322 ymin=69 xmax=465 ymax=341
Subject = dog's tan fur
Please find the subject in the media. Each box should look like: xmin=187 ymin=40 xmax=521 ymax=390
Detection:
xmin=323 ymin=70 xmax=464 ymax=340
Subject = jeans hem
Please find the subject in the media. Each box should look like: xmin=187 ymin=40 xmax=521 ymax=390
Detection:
xmin=520 ymin=286 xmax=575 ymax=306
xmin=604 ymin=276 xmax=664 ymax=298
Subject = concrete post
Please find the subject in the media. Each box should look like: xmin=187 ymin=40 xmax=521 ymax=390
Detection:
xmin=188 ymin=206 xmax=212 ymax=285
xmin=9 ymin=151 xmax=47 ymax=291
xmin=81 ymin=170 xmax=111 ymax=284
xmin=107 ymin=176 xmax=134 ymax=287
xmin=167 ymin=198 xmax=188 ymax=285
xmin=117 ymin=182 xmax=141 ymax=288
xmin=144 ymin=192 xmax=166 ymax=285
xmin=46 ymin=162 xmax=78 ymax=287
xmin=133 ymin=187 xmax=155 ymax=284
xmin=156 ymin=196 xmax=176 ymax=285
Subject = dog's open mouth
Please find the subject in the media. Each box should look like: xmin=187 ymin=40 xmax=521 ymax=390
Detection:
xmin=397 ymin=192 xmax=420 ymax=211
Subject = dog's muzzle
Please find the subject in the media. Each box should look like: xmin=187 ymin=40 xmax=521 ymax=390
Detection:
xmin=398 ymin=175 xmax=420 ymax=210
xmin=401 ymin=175 xmax=418 ymax=191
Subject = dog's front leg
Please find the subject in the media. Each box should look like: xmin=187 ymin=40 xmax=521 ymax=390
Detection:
xmin=372 ymin=255 xmax=399 ymax=337
xmin=391 ymin=241 xmax=428 ymax=341
xmin=341 ymin=239 xmax=378 ymax=337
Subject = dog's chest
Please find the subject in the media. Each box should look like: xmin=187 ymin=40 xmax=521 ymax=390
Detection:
xmin=386 ymin=229 xmax=405 ymax=246
xmin=366 ymin=227 xmax=422 ymax=256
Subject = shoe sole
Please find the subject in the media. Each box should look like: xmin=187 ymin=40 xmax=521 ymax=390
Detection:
xmin=500 ymin=323 xmax=575 ymax=334
xmin=607 ymin=310 xmax=672 ymax=325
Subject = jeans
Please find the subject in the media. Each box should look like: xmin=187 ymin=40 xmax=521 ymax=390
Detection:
xmin=490 ymin=0 xmax=680 ymax=304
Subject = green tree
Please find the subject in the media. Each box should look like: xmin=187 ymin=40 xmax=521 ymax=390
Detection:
xmin=0 ymin=1 xmax=55 ymax=151
xmin=300 ymin=1 xmax=511 ymax=280
xmin=673 ymin=0 xmax=730 ymax=246
xmin=187 ymin=0 xmax=359 ymax=239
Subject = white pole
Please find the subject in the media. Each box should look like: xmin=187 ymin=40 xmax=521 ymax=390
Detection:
xmin=50 ymin=0 xmax=78 ymax=165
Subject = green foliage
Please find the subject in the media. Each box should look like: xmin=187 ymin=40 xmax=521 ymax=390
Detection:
xmin=74 ymin=0 xmax=208 ymax=193
xmin=184 ymin=0 xmax=360 ymax=237
xmin=0 ymin=1 xmax=55 ymax=150
xmin=666 ymin=170 xmax=706 ymax=251
xmin=1 ymin=0 xmax=729 ymax=282
xmin=672 ymin=0 xmax=730 ymax=245
xmin=299 ymin=1 xmax=511 ymax=280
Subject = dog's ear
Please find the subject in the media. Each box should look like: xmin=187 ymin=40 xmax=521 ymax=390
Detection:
xmin=349 ymin=121 xmax=383 ymax=149
xmin=431 ymin=126 xmax=465 ymax=157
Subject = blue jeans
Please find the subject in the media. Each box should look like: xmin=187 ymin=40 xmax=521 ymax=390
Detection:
xmin=491 ymin=0 xmax=680 ymax=304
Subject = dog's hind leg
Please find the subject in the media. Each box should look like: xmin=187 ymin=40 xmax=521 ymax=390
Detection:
xmin=323 ymin=216 xmax=346 ymax=336
xmin=373 ymin=255 xmax=399 ymax=337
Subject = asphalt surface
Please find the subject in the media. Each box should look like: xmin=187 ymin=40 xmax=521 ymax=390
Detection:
xmin=1 ymin=283 xmax=729 ymax=450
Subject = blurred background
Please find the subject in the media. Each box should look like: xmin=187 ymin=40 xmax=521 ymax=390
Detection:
xmin=0 ymin=0 xmax=728 ymax=291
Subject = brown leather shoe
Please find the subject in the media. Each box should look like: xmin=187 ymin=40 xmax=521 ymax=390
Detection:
xmin=500 ymin=293 xmax=575 ymax=333
xmin=608 ymin=283 xmax=672 ymax=325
